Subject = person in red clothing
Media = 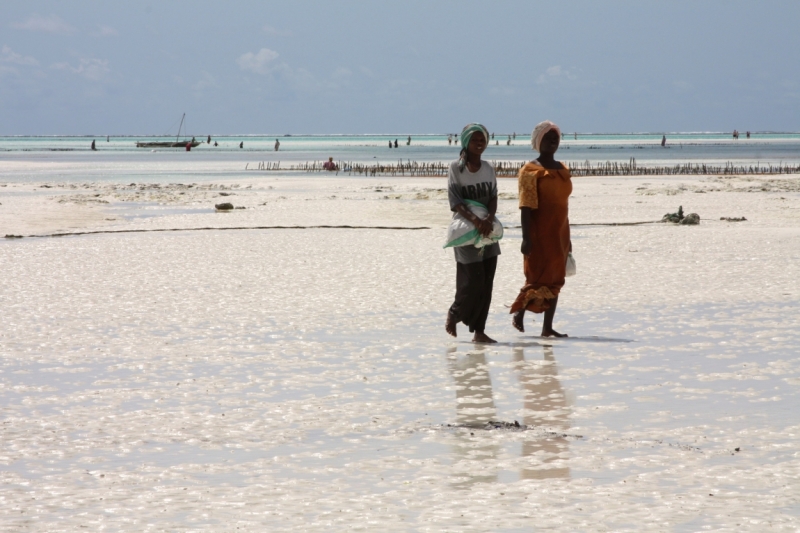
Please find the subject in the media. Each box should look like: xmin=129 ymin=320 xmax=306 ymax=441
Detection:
xmin=323 ymin=157 xmax=338 ymax=171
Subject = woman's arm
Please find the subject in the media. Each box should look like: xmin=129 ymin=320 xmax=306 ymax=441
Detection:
xmin=455 ymin=203 xmax=493 ymax=236
xmin=487 ymin=195 xmax=497 ymax=220
xmin=520 ymin=207 xmax=533 ymax=255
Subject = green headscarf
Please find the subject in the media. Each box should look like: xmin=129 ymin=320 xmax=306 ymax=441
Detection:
xmin=458 ymin=123 xmax=489 ymax=172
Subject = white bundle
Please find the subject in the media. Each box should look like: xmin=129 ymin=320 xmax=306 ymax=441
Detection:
xmin=443 ymin=200 xmax=503 ymax=249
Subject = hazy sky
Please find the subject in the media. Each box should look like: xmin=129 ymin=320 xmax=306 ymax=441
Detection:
xmin=2 ymin=1 xmax=799 ymax=135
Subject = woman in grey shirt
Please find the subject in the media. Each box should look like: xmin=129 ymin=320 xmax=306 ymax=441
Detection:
xmin=445 ymin=123 xmax=500 ymax=344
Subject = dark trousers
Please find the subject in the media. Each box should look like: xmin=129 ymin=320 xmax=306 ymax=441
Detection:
xmin=448 ymin=256 xmax=497 ymax=333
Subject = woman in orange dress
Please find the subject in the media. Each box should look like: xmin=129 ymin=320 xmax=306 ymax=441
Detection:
xmin=510 ymin=121 xmax=572 ymax=337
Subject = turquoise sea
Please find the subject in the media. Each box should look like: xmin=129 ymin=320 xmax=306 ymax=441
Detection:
xmin=2 ymin=133 xmax=799 ymax=184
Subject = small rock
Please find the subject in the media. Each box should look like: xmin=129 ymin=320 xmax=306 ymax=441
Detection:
xmin=218 ymin=192 xmax=232 ymax=196
xmin=215 ymin=203 xmax=234 ymax=211
xmin=680 ymin=213 xmax=700 ymax=225
xmin=234 ymin=206 xmax=246 ymax=209
xmin=4 ymin=234 xmax=23 ymax=239
xmin=720 ymin=216 xmax=746 ymax=222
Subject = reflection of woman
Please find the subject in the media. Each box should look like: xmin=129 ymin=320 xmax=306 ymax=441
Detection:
xmin=445 ymin=123 xmax=500 ymax=344
xmin=511 ymin=121 xmax=572 ymax=337
xmin=513 ymin=346 xmax=571 ymax=480
xmin=446 ymin=346 xmax=500 ymax=488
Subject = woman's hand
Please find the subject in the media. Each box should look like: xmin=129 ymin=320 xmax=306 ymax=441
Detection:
xmin=521 ymin=239 xmax=531 ymax=255
xmin=475 ymin=216 xmax=493 ymax=237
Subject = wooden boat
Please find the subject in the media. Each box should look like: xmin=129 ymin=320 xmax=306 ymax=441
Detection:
xmin=136 ymin=113 xmax=201 ymax=148
xmin=136 ymin=140 xmax=202 ymax=148
xmin=136 ymin=141 xmax=201 ymax=148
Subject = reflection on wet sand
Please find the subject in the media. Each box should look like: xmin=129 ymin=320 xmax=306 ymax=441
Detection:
xmin=445 ymin=344 xmax=572 ymax=487
xmin=446 ymin=346 xmax=500 ymax=486
xmin=514 ymin=346 xmax=571 ymax=480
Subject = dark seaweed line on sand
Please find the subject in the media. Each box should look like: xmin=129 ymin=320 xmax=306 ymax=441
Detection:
xmin=5 ymin=220 xmax=665 ymax=240
xmin=15 ymin=225 xmax=431 ymax=239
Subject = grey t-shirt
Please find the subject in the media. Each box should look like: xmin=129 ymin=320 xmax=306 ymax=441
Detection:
xmin=447 ymin=159 xmax=501 ymax=264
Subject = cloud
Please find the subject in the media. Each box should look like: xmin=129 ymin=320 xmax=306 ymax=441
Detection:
xmin=1 ymin=45 xmax=39 ymax=66
xmin=51 ymin=58 xmax=110 ymax=81
xmin=236 ymin=50 xmax=357 ymax=95
xmin=237 ymin=48 xmax=280 ymax=74
xmin=262 ymin=24 xmax=292 ymax=37
xmin=285 ymin=67 xmax=320 ymax=92
xmin=193 ymin=71 xmax=216 ymax=92
xmin=12 ymin=14 xmax=76 ymax=35
xmin=537 ymin=65 xmax=576 ymax=84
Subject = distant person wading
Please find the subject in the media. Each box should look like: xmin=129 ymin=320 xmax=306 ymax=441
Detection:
xmin=445 ymin=123 xmax=501 ymax=344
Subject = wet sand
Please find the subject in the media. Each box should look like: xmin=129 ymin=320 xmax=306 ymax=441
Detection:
xmin=2 ymin=173 xmax=800 ymax=531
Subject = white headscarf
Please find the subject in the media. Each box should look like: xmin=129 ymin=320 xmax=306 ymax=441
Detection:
xmin=531 ymin=120 xmax=561 ymax=152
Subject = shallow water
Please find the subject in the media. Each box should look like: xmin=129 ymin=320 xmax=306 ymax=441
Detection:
xmin=2 ymin=181 xmax=800 ymax=532
xmin=2 ymin=133 xmax=800 ymax=187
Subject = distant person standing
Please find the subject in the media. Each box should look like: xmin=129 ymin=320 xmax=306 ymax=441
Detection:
xmin=407 ymin=135 xmax=411 ymax=146
xmin=389 ymin=140 xmax=393 ymax=148
xmin=91 ymin=139 xmax=96 ymax=151
xmin=448 ymin=134 xmax=453 ymax=145
xmin=323 ymin=157 xmax=338 ymax=171
xmin=746 ymin=131 xmax=751 ymax=139
xmin=274 ymin=139 xmax=280 ymax=151
xmin=512 ymin=132 xmax=516 ymax=140
xmin=394 ymin=139 xmax=398 ymax=148
xmin=661 ymin=135 xmax=666 ymax=147
xmin=574 ymin=132 xmax=577 ymax=140
xmin=507 ymin=135 xmax=511 ymax=146
xmin=239 ymin=141 xmax=244 ymax=149
xmin=207 ymin=135 xmax=211 ymax=143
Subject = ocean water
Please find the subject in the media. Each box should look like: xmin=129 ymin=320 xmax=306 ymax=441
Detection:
xmin=2 ymin=133 xmax=800 ymax=185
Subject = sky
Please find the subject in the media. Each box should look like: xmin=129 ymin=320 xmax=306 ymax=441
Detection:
xmin=1 ymin=1 xmax=799 ymax=135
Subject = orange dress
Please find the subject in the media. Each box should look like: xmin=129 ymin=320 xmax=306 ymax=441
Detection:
xmin=510 ymin=162 xmax=572 ymax=314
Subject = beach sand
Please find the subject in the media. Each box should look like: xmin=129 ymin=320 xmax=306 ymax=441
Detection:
xmin=2 ymin=173 xmax=800 ymax=531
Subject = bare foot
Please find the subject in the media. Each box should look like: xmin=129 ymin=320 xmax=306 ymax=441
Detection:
xmin=541 ymin=328 xmax=568 ymax=338
xmin=446 ymin=315 xmax=457 ymax=337
xmin=512 ymin=310 xmax=525 ymax=332
xmin=472 ymin=332 xmax=497 ymax=344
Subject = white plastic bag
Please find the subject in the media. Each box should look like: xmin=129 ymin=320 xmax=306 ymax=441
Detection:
xmin=565 ymin=252 xmax=577 ymax=277
xmin=444 ymin=200 xmax=503 ymax=249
